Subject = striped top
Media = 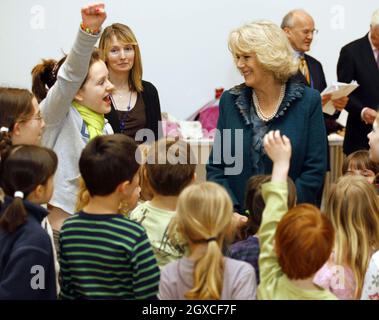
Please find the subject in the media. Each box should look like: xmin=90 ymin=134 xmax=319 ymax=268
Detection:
xmin=59 ymin=212 xmax=160 ymax=300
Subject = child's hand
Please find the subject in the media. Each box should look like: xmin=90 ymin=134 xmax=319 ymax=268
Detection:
xmin=264 ymin=130 xmax=291 ymax=181
xmin=264 ymin=130 xmax=291 ymax=164
xmin=81 ymin=3 xmax=106 ymax=33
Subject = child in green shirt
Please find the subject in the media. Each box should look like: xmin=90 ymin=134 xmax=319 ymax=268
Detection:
xmin=129 ymin=139 xmax=196 ymax=268
xmin=257 ymin=130 xmax=337 ymax=300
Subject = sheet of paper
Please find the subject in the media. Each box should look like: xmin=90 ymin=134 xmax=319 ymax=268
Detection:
xmin=321 ymin=81 xmax=359 ymax=115
xmin=336 ymin=109 xmax=349 ymax=127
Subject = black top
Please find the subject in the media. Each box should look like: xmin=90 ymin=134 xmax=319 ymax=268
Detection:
xmin=106 ymin=80 xmax=163 ymax=142
xmin=337 ymin=34 xmax=379 ymax=155
xmin=0 ymin=197 xmax=57 ymax=300
xmin=116 ymin=93 xmax=146 ymax=140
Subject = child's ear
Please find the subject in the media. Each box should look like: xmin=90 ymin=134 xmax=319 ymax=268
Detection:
xmin=33 ymin=184 xmax=45 ymax=200
xmin=118 ymin=180 xmax=131 ymax=197
xmin=74 ymin=90 xmax=84 ymax=102
xmin=12 ymin=122 xmax=22 ymax=138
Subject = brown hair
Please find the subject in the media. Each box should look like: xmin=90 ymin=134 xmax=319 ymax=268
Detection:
xmin=79 ymin=134 xmax=140 ymax=196
xmin=237 ymin=175 xmax=296 ymax=241
xmin=144 ymin=139 xmax=196 ymax=196
xmin=275 ymin=204 xmax=334 ymax=280
xmin=0 ymin=145 xmax=58 ymax=233
xmin=0 ymin=87 xmax=35 ymax=131
xmin=99 ymin=23 xmax=143 ymax=92
xmin=31 ymin=49 xmax=101 ymax=103
xmin=342 ymin=150 xmax=379 ymax=176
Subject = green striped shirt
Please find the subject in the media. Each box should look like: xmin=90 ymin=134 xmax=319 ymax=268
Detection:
xmin=59 ymin=212 xmax=160 ymax=300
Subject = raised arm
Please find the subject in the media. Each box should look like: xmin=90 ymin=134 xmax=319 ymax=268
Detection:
xmin=40 ymin=3 xmax=107 ymax=129
xmin=258 ymin=131 xmax=291 ymax=292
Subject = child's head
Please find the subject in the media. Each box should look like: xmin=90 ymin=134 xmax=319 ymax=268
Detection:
xmin=239 ymin=175 xmax=296 ymax=240
xmin=79 ymin=134 xmax=141 ymax=209
xmin=325 ymin=175 xmax=379 ymax=298
xmin=0 ymin=87 xmax=45 ymax=146
xmin=31 ymin=50 xmax=114 ymax=114
xmin=368 ymin=113 xmax=379 ymax=163
xmin=342 ymin=150 xmax=379 ymax=184
xmin=0 ymin=145 xmax=57 ymax=233
xmin=174 ymin=182 xmax=233 ymax=300
xmin=144 ymin=139 xmax=196 ymax=197
xmin=275 ymin=204 xmax=334 ymax=280
xmin=99 ymin=23 xmax=143 ymax=92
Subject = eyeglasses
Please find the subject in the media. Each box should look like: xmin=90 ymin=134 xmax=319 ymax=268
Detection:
xmin=295 ymin=28 xmax=319 ymax=36
xmin=30 ymin=111 xmax=43 ymax=122
xmin=20 ymin=111 xmax=43 ymax=123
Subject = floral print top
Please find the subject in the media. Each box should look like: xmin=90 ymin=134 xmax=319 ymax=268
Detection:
xmin=361 ymin=251 xmax=379 ymax=300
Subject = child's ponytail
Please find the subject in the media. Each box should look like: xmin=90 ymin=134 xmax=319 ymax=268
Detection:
xmin=0 ymin=192 xmax=28 ymax=233
xmin=0 ymin=145 xmax=58 ymax=233
xmin=31 ymin=59 xmax=58 ymax=103
xmin=0 ymin=128 xmax=13 ymax=159
xmin=186 ymin=237 xmax=225 ymax=300
xmin=31 ymin=57 xmax=67 ymax=103
xmin=175 ymin=182 xmax=234 ymax=300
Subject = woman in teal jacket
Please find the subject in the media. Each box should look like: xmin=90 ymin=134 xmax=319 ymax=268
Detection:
xmin=206 ymin=20 xmax=327 ymax=213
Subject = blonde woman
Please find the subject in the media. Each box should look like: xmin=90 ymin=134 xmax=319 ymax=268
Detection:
xmin=158 ymin=182 xmax=256 ymax=300
xmin=99 ymin=23 xmax=162 ymax=142
xmin=314 ymin=175 xmax=379 ymax=299
xmin=206 ymin=21 xmax=327 ymax=214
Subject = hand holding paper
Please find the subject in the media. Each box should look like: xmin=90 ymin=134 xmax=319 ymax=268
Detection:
xmin=321 ymin=81 xmax=359 ymax=115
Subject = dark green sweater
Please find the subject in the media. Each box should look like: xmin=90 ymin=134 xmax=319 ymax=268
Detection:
xmin=206 ymin=79 xmax=327 ymax=212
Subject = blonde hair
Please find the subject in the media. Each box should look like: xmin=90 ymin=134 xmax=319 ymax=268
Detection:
xmin=228 ymin=20 xmax=298 ymax=83
xmin=99 ymin=23 xmax=143 ymax=92
xmin=371 ymin=9 xmax=379 ymax=27
xmin=172 ymin=182 xmax=233 ymax=300
xmin=325 ymin=175 xmax=379 ymax=298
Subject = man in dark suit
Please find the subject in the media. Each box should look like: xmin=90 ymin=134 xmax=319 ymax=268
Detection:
xmin=281 ymin=9 xmax=348 ymax=134
xmin=337 ymin=9 xmax=379 ymax=155
xmin=281 ymin=9 xmax=349 ymax=207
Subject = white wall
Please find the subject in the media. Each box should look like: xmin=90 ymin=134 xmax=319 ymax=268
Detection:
xmin=0 ymin=0 xmax=377 ymax=120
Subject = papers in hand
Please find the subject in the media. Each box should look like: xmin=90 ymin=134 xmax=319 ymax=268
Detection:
xmin=321 ymin=81 xmax=359 ymax=115
xmin=336 ymin=109 xmax=348 ymax=127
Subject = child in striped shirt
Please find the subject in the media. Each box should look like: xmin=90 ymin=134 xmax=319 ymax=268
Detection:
xmin=59 ymin=134 xmax=160 ymax=299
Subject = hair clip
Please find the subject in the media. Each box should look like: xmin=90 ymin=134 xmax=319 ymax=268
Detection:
xmin=14 ymin=191 xmax=24 ymax=199
xmin=0 ymin=127 xmax=9 ymax=133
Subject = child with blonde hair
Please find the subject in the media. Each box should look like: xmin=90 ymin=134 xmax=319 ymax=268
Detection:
xmin=314 ymin=175 xmax=379 ymax=299
xmin=158 ymin=181 xmax=256 ymax=300
xmin=358 ymin=115 xmax=379 ymax=299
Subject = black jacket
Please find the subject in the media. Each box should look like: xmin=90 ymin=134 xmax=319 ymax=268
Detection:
xmin=0 ymin=198 xmax=57 ymax=300
xmin=106 ymin=80 xmax=163 ymax=141
xmin=337 ymin=34 xmax=379 ymax=155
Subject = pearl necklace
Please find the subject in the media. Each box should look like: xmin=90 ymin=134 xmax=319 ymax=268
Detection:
xmin=253 ymin=84 xmax=286 ymax=122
